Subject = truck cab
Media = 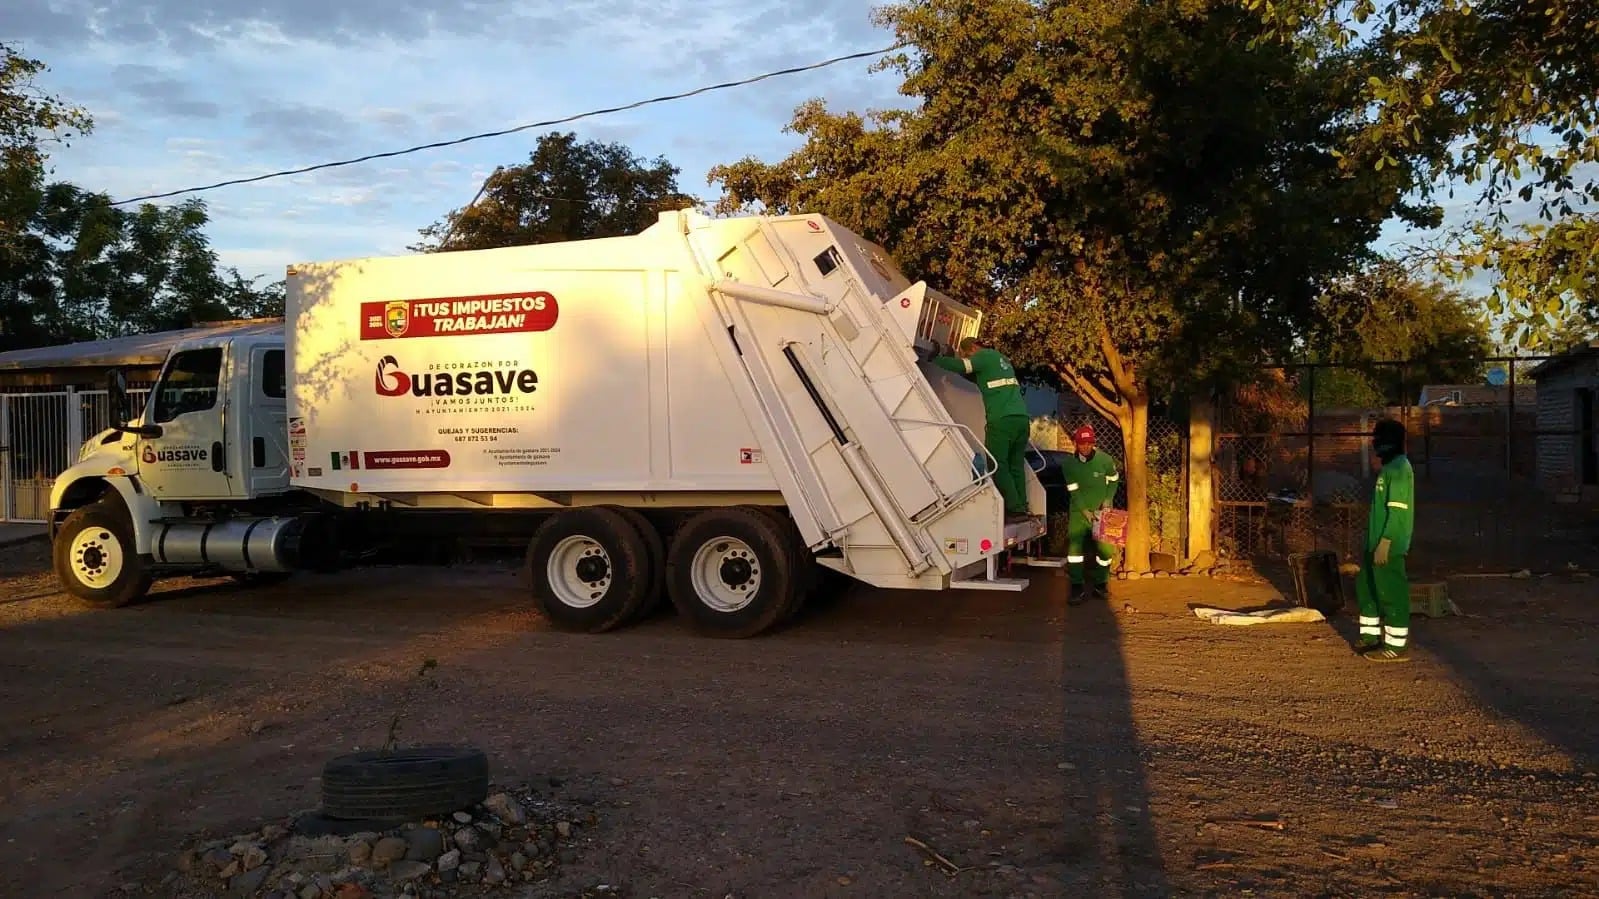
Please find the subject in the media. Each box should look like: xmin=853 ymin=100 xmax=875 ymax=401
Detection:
xmin=49 ymin=329 xmax=303 ymax=605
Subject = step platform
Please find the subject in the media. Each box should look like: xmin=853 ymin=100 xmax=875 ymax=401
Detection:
xmin=950 ymin=517 xmax=1054 ymax=591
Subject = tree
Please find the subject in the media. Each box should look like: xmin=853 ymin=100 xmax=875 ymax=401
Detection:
xmin=2 ymin=43 xmax=91 ymax=236
xmin=711 ymin=0 xmax=1429 ymax=570
xmin=1305 ymin=260 xmax=1493 ymax=406
xmin=2 ymin=43 xmax=92 ymax=347
xmin=1253 ymin=0 xmax=1599 ymax=347
xmin=413 ymin=132 xmax=699 ymax=252
xmin=2 ymin=44 xmax=276 ymax=351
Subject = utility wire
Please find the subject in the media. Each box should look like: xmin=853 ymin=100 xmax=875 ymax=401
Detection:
xmin=110 ymin=43 xmax=908 ymax=207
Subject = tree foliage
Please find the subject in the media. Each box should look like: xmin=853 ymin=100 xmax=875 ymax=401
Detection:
xmin=711 ymin=0 xmax=1428 ymax=568
xmin=1 ymin=43 xmax=278 ymax=352
xmin=414 ymin=132 xmax=700 ymax=252
xmin=1253 ymin=0 xmax=1599 ymax=347
xmin=2 ymin=44 xmax=91 ymax=245
xmin=1305 ymin=259 xmax=1492 ymax=405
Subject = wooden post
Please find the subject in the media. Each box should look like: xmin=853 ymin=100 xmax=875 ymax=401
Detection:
xmin=1186 ymin=388 xmax=1215 ymax=560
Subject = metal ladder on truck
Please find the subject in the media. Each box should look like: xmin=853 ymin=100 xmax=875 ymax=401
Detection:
xmin=676 ymin=212 xmax=1049 ymax=592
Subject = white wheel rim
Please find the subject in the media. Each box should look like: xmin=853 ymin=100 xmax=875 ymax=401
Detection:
xmin=70 ymin=527 xmax=125 ymax=588
xmin=690 ymin=537 xmax=761 ymax=613
xmin=546 ymin=535 xmax=612 ymax=609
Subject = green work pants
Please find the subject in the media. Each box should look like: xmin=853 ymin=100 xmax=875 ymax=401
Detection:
xmin=1066 ymin=508 xmax=1116 ymax=586
xmin=984 ymin=414 xmax=1032 ymax=516
xmin=1355 ymin=551 xmax=1410 ymax=651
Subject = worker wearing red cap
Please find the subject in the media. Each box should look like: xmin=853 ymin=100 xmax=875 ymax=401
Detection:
xmin=1058 ymin=424 xmax=1120 ymax=602
xmin=932 ymin=336 xmax=1033 ymax=521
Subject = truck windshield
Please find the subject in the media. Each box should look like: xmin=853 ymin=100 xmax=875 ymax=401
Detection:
xmin=152 ymin=348 xmax=223 ymax=423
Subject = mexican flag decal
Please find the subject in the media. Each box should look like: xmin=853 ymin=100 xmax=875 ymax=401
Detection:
xmin=330 ymin=450 xmax=360 ymax=470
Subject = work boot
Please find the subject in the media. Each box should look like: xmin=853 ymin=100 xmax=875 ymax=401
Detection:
xmin=1091 ymin=581 xmax=1110 ymax=600
xmin=1364 ymin=647 xmax=1410 ymax=663
xmin=1068 ymin=583 xmax=1086 ymax=606
xmin=1355 ymin=639 xmax=1381 ymax=654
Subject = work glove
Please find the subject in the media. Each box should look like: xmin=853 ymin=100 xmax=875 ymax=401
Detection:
xmin=1374 ymin=538 xmax=1392 ymax=567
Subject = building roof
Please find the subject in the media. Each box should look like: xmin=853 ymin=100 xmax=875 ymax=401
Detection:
xmin=0 ymin=319 xmax=284 ymax=372
xmin=1417 ymin=383 xmax=1537 ymax=406
xmin=1527 ymin=340 xmax=1599 ymax=380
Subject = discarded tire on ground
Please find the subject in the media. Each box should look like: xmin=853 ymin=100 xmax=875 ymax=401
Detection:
xmin=320 ymin=745 xmax=489 ymax=824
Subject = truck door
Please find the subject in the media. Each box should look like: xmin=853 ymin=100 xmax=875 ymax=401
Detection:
xmin=245 ymin=345 xmax=291 ymax=494
xmin=136 ymin=346 xmax=237 ymax=500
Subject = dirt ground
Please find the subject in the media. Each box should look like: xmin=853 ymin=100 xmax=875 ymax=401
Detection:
xmin=1 ymin=538 xmax=1596 ymax=898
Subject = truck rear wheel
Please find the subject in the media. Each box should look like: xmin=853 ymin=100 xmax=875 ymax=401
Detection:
xmin=748 ymin=505 xmax=814 ymax=622
xmin=52 ymin=495 xmax=153 ymax=608
xmin=527 ymin=508 xmax=651 ymax=633
xmin=666 ymin=507 xmax=798 ymax=638
xmin=605 ymin=506 xmax=665 ymax=622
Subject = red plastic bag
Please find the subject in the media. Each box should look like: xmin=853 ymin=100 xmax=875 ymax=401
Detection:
xmin=1093 ymin=508 xmax=1129 ymax=547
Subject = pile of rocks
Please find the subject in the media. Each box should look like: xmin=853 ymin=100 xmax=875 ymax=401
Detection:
xmin=161 ymin=784 xmax=600 ymax=898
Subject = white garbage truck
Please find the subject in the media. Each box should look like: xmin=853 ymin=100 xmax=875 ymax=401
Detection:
xmin=47 ymin=210 xmax=1056 ymax=636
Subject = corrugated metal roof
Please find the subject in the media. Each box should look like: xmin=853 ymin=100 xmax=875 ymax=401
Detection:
xmin=0 ymin=319 xmax=284 ymax=371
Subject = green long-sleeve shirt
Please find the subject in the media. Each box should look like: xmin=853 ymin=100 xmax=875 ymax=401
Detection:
xmin=1059 ymin=449 xmax=1119 ymax=511
xmin=933 ymin=348 xmax=1029 ymax=422
xmin=1367 ymin=454 xmax=1416 ymax=554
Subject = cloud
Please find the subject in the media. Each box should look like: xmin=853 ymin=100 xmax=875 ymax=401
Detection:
xmin=8 ymin=0 xmax=540 ymax=49
xmin=242 ymin=101 xmax=357 ymax=153
xmin=25 ymin=0 xmax=913 ymax=284
xmin=112 ymin=64 xmax=224 ymax=118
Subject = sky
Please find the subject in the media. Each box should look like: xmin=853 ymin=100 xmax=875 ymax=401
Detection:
xmin=11 ymin=0 xmax=910 ymax=283
xmin=7 ymin=0 xmax=1549 ymax=300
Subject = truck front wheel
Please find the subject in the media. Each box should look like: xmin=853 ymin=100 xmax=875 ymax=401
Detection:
xmin=666 ymin=507 xmax=799 ymax=638
xmin=52 ymin=496 xmax=154 ymax=608
xmin=527 ymin=508 xmax=652 ymax=633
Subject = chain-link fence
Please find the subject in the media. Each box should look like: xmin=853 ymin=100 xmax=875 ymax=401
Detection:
xmin=1214 ymin=359 xmax=1597 ymax=575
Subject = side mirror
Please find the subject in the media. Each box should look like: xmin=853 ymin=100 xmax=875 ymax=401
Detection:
xmin=105 ymin=369 xmax=161 ymax=438
xmin=106 ymin=369 xmax=130 ymax=430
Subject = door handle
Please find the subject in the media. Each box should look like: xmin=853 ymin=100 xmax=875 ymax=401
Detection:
xmin=212 ymin=441 xmax=225 ymax=472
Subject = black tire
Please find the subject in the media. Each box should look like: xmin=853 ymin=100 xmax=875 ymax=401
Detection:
xmin=666 ymin=507 xmax=799 ymax=638
xmin=321 ymin=745 xmax=489 ymax=823
xmin=52 ymin=494 xmax=153 ymax=608
xmin=749 ymin=505 xmax=814 ymax=623
xmin=527 ymin=507 xmax=651 ymax=633
xmin=606 ymin=506 xmax=666 ymax=622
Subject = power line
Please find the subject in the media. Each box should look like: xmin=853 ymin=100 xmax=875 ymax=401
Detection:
xmin=110 ymin=43 xmax=907 ymax=207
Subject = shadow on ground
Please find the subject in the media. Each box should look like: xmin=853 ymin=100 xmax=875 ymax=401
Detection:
xmin=1056 ymin=585 xmax=1171 ymax=897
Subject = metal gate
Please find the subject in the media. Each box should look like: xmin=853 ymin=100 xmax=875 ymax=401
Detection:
xmin=1 ymin=388 xmax=149 ymax=523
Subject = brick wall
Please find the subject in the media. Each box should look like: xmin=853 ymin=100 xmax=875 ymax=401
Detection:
xmin=1531 ymin=353 xmax=1599 ymax=492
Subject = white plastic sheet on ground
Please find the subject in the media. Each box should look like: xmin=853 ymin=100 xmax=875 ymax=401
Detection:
xmin=1192 ymin=606 xmax=1327 ymax=626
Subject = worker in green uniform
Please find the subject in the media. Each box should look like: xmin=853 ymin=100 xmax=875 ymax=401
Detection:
xmin=1358 ymin=418 xmax=1416 ymax=662
xmin=1058 ymin=424 xmax=1120 ymax=604
xmin=932 ymin=336 xmax=1033 ymax=521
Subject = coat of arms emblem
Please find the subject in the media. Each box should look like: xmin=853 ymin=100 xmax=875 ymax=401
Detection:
xmin=384 ymin=301 xmax=410 ymax=338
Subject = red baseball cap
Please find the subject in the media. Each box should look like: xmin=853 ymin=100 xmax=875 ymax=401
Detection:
xmin=1073 ymin=424 xmax=1096 ymax=444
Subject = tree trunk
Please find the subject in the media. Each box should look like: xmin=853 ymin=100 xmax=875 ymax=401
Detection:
xmin=1054 ymin=324 xmax=1157 ymax=575
xmin=1186 ymin=389 xmax=1215 ymax=561
xmin=1117 ymin=395 xmax=1152 ymax=574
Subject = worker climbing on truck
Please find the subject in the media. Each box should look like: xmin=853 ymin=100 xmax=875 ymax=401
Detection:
xmin=1058 ymin=424 xmax=1120 ymax=604
xmin=932 ymin=336 xmax=1034 ymax=522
